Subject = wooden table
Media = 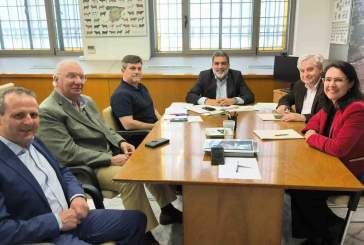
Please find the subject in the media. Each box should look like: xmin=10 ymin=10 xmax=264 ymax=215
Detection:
xmin=113 ymin=111 xmax=364 ymax=245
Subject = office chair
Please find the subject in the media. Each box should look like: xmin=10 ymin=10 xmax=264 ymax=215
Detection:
xmin=327 ymin=173 xmax=364 ymax=245
xmin=0 ymin=82 xmax=15 ymax=92
xmin=102 ymin=106 xmax=150 ymax=147
xmin=68 ymin=107 xmax=150 ymax=209
xmin=69 ymin=165 xmax=119 ymax=209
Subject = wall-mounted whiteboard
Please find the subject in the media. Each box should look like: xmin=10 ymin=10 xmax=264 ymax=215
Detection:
xmin=81 ymin=0 xmax=146 ymax=37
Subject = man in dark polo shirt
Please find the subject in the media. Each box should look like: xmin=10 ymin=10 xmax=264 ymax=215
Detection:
xmin=111 ymin=55 xmax=160 ymax=132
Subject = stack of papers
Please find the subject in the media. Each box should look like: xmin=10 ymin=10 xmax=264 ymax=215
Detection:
xmin=164 ymin=114 xmax=203 ymax=122
xmin=186 ymin=104 xmax=258 ymax=115
xmin=204 ymin=139 xmax=257 ymax=157
xmin=205 ymin=128 xmax=225 ymax=138
xmin=165 ymin=102 xmax=191 ymax=115
xmin=254 ymin=103 xmax=278 ymax=111
xmin=218 ymin=157 xmax=261 ymax=180
xmin=253 ymin=129 xmax=304 ymax=140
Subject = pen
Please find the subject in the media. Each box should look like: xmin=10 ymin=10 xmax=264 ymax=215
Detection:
xmin=235 ymin=164 xmax=251 ymax=173
xmin=274 ymin=133 xmax=288 ymax=136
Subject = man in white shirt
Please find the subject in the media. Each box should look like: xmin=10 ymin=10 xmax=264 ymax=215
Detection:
xmin=186 ymin=50 xmax=255 ymax=106
xmin=276 ymin=54 xmax=325 ymax=122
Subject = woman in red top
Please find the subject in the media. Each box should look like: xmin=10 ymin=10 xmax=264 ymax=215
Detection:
xmin=289 ymin=61 xmax=364 ymax=245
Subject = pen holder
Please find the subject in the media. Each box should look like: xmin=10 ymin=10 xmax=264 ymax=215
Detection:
xmin=223 ymin=120 xmax=235 ymax=139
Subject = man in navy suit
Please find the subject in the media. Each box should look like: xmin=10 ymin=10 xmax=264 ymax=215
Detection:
xmin=0 ymin=86 xmax=146 ymax=245
xmin=186 ymin=50 xmax=255 ymax=106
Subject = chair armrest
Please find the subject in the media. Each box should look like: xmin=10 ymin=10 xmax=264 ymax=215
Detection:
xmin=82 ymin=184 xmax=105 ymax=209
xmin=116 ymin=129 xmax=150 ymax=137
xmin=69 ymin=165 xmax=101 ymax=192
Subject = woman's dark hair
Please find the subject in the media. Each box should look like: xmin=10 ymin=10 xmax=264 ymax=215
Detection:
xmin=322 ymin=60 xmax=364 ymax=113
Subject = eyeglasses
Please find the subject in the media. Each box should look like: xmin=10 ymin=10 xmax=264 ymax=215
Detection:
xmin=322 ymin=77 xmax=347 ymax=83
xmin=64 ymin=72 xmax=86 ymax=81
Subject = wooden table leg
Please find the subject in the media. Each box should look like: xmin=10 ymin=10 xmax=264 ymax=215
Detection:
xmin=183 ymin=185 xmax=284 ymax=245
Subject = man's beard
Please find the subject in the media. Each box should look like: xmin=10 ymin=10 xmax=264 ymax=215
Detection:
xmin=214 ymin=69 xmax=228 ymax=80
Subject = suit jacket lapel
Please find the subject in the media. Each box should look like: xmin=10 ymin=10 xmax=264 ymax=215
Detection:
xmin=296 ymin=82 xmax=307 ymax=112
xmin=311 ymin=81 xmax=323 ymax=112
xmin=52 ymin=91 xmax=102 ymax=132
xmin=0 ymin=142 xmax=49 ymax=204
xmin=226 ymin=71 xmax=233 ymax=98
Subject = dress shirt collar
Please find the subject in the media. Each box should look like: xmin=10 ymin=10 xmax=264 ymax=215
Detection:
xmin=55 ymin=90 xmax=87 ymax=111
xmin=304 ymin=79 xmax=320 ymax=91
xmin=0 ymin=136 xmax=32 ymax=155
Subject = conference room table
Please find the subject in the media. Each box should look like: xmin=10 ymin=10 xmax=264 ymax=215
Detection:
xmin=113 ymin=109 xmax=364 ymax=245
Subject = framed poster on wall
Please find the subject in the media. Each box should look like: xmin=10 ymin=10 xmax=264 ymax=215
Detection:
xmin=330 ymin=0 xmax=352 ymax=44
xmin=81 ymin=0 xmax=147 ymax=37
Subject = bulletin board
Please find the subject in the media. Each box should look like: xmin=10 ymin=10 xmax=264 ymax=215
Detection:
xmin=81 ymin=0 xmax=147 ymax=37
xmin=330 ymin=0 xmax=352 ymax=44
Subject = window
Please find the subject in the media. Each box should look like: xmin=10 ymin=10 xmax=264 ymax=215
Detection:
xmin=152 ymin=0 xmax=295 ymax=54
xmin=0 ymin=0 xmax=82 ymax=54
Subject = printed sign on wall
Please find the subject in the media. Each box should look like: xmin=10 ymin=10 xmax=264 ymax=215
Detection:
xmin=81 ymin=0 xmax=146 ymax=37
xmin=330 ymin=0 xmax=352 ymax=44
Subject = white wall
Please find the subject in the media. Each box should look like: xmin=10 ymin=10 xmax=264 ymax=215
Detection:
xmin=81 ymin=1 xmax=151 ymax=61
xmin=292 ymin=0 xmax=332 ymax=58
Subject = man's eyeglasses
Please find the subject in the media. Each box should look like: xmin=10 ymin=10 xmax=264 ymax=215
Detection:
xmin=64 ymin=72 xmax=86 ymax=81
xmin=322 ymin=77 xmax=347 ymax=83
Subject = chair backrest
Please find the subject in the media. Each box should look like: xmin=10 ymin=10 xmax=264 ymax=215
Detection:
xmin=102 ymin=106 xmax=120 ymax=131
xmin=0 ymin=83 xmax=15 ymax=93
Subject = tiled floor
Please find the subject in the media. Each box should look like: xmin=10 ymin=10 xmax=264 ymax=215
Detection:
xmin=89 ymin=191 xmax=364 ymax=245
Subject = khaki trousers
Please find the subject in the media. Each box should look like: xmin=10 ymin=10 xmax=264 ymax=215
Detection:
xmin=96 ymin=166 xmax=177 ymax=231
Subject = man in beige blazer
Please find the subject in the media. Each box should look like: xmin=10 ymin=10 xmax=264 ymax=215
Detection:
xmin=37 ymin=60 xmax=181 ymax=245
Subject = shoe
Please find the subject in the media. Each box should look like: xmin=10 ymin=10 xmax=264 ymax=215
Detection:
xmin=324 ymin=220 xmax=345 ymax=245
xmin=144 ymin=231 xmax=160 ymax=245
xmin=159 ymin=207 xmax=183 ymax=225
xmin=300 ymin=237 xmax=325 ymax=245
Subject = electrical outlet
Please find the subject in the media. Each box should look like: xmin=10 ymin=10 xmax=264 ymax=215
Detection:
xmin=87 ymin=45 xmax=96 ymax=54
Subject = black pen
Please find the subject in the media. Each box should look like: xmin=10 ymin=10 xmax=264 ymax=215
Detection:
xmin=274 ymin=133 xmax=288 ymax=136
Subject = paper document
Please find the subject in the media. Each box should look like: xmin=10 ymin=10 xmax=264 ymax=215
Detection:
xmin=254 ymin=103 xmax=278 ymax=111
xmin=218 ymin=157 xmax=261 ymax=180
xmin=186 ymin=104 xmax=238 ymax=115
xmin=257 ymin=113 xmax=283 ymax=121
xmin=187 ymin=116 xmax=203 ymax=122
xmin=165 ymin=102 xmax=191 ymax=115
xmin=253 ymin=129 xmax=304 ymax=140
xmin=205 ymin=127 xmax=225 ymax=138
xmin=164 ymin=115 xmax=202 ymax=122
xmin=228 ymin=105 xmax=257 ymax=112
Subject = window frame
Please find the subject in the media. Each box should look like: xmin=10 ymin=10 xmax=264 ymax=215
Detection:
xmin=150 ymin=0 xmax=296 ymax=56
xmin=0 ymin=0 xmax=82 ymax=57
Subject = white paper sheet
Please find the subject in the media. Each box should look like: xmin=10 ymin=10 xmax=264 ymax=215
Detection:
xmin=187 ymin=116 xmax=203 ymax=122
xmin=164 ymin=115 xmax=202 ymax=122
xmin=254 ymin=103 xmax=278 ymax=111
xmin=165 ymin=102 xmax=191 ymax=115
xmin=218 ymin=157 xmax=261 ymax=180
xmin=257 ymin=113 xmax=282 ymax=121
xmin=253 ymin=129 xmax=304 ymax=140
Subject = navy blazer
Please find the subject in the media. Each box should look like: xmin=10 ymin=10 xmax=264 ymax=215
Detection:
xmin=278 ymin=80 xmax=324 ymax=122
xmin=185 ymin=68 xmax=255 ymax=105
xmin=0 ymin=138 xmax=84 ymax=245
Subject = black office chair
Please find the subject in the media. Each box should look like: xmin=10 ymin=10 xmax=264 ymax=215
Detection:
xmin=328 ymin=173 xmax=364 ymax=245
xmin=69 ymin=165 xmax=106 ymax=209
xmin=102 ymin=106 xmax=150 ymax=148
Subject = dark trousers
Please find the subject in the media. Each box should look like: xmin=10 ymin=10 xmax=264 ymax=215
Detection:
xmin=288 ymin=190 xmax=344 ymax=239
xmin=51 ymin=209 xmax=146 ymax=245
